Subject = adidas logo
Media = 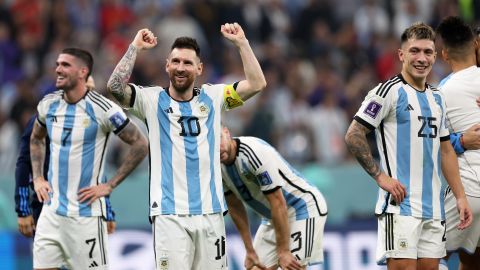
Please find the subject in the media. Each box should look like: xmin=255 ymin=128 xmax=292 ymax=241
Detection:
xmin=152 ymin=201 xmax=158 ymax=208
xmin=405 ymin=104 xmax=414 ymax=111
xmin=164 ymin=107 xmax=173 ymax=114
xmin=89 ymin=261 xmax=99 ymax=268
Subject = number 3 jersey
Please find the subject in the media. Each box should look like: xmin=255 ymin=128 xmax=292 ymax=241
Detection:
xmin=221 ymin=137 xmax=327 ymax=222
xmin=354 ymin=74 xmax=449 ymax=220
xmin=128 ymin=83 xmax=243 ymax=216
xmin=36 ymin=90 xmax=130 ymax=217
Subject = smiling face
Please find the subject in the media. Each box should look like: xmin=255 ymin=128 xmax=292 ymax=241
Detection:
xmin=55 ymin=53 xmax=87 ymax=91
xmin=398 ymin=38 xmax=436 ymax=89
xmin=165 ymin=48 xmax=203 ymax=95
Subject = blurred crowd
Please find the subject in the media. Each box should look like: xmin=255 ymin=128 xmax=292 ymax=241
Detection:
xmin=1 ymin=0 xmax=479 ymax=173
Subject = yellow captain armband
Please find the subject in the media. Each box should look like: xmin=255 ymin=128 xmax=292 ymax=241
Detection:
xmin=223 ymin=84 xmax=244 ymax=110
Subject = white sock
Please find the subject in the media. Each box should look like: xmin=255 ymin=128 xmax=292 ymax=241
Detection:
xmin=439 ymin=258 xmax=449 ymax=270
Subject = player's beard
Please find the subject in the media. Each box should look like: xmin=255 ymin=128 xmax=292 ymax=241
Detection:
xmin=56 ymin=75 xmax=78 ymax=91
xmin=170 ymin=72 xmax=195 ymax=94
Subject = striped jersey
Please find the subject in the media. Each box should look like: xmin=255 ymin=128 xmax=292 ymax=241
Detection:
xmin=36 ymin=90 xmax=129 ymax=217
xmin=222 ymin=137 xmax=327 ymax=222
xmin=439 ymin=66 xmax=480 ymax=197
xmin=128 ymin=83 xmax=244 ymax=216
xmin=354 ymin=74 xmax=449 ymax=220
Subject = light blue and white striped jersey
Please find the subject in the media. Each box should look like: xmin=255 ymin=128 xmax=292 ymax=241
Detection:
xmin=354 ymin=74 xmax=449 ymax=220
xmin=36 ymin=90 xmax=129 ymax=217
xmin=222 ymin=137 xmax=327 ymax=222
xmin=128 ymin=83 xmax=244 ymax=216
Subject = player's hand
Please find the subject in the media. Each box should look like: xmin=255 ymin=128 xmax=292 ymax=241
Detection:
xmin=78 ymin=183 xmax=113 ymax=205
xmin=476 ymin=96 xmax=480 ymax=108
xmin=278 ymin=251 xmax=303 ymax=270
xmin=456 ymin=197 xmax=473 ymax=230
xmin=376 ymin=173 xmax=407 ymax=204
xmin=107 ymin=221 xmax=116 ymax=234
xmin=17 ymin=215 xmax=35 ymax=238
xmin=220 ymin=23 xmax=247 ymax=47
xmin=33 ymin=176 xmax=52 ymax=203
xmin=244 ymin=250 xmax=266 ymax=270
xmin=131 ymin=28 xmax=157 ymax=50
xmin=462 ymin=124 xmax=480 ymax=150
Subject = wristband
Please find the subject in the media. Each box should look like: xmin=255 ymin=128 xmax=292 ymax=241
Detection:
xmin=460 ymin=134 xmax=467 ymax=150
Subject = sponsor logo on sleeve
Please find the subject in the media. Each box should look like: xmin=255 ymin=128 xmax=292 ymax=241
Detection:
xmin=109 ymin=112 xmax=126 ymax=129
xmin=257 ymin=171 xmax=273 ymax=186
xmin=364 ymin=101 xmax=382 ymax=119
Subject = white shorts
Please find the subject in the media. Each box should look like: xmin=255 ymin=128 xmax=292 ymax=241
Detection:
xmin=445 ymin=191 xmax=480 ymax=253
xmin=33 ymin=206 xmax=108 ymax=270
xmin=153 ymin=213 xmax=227 ymax=270
xmin=376 ymin=213 xmax=445 ymax=264
xmin=253 ymin=216 xmax=327 ymax=268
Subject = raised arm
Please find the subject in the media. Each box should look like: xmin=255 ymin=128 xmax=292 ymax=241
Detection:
xmin=78 ymin=121 xmax=148 ymax=204
xmin=225 ymin=192 xmax=266 ymax=270
xmin=30 ymin=121 xmax=51 ymax=203
xmin=440 ymin=140 xmax=473 ymax=230
xmin=107 ymin=28 xmax=157 ymax=107
xmin=220 ymin=23 xmax=266 ymax=101
xmin=345 ymin=120 xmax=406 ymax=203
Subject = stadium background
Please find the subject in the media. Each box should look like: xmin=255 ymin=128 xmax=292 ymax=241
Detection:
xmin=0 ymin=0 xmax=478 ymax=269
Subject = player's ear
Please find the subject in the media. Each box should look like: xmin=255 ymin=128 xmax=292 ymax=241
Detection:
xmin=197 ymin=61 xmax=203 ymax=76
xmin=441 ymin=49 xmax=448 ymax=62
xmin=398 ymin=48 xmax=404 ymax=62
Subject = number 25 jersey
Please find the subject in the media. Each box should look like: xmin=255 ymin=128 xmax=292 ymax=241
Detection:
xmin=354 ymin=74 xmax=449 ymax=220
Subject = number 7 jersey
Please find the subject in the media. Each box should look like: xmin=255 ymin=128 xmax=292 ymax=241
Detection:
xmin=128 ymin=83 xmax=243 ymax=216
xmin=354 ymin=74 xmax=449 ymax=220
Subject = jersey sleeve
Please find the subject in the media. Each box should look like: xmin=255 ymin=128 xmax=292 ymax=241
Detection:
xmin=250 ymin=143 xmax=284 ymax=193
xmin=438 ymin=92 xmax=450 ymax=140
xmin=126 ymin=83 xmax=147 ymax=120
xmin=354 ymin=84 xmax=394 ymax=130
xmin=222 ymin=82 xmax=244 ymax=111
xmin=36 ymin=99 xmax=49 ymax=127
xmin=14 ymin=116 xmax=35 ymax=217
xmin=99 ymin=99 xmax=130 ymax=134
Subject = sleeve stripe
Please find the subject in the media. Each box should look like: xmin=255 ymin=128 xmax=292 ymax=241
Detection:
xmin=239 ymin=148 xmax=259 ymax=170
xmin=377 ymin=77 xmax=401 ymax=98
xmin=240 ymin=142 xmax=262 ymax=166
xmin=90 ymin=91 xmax=112 ymax=109
xmin=440 ymin=135 xmax=450 ymax=142
xmin=36 ymin=116 xmax=46 ymax=127
xmin=87 ymin=92 xmax=109 ymax=112
xmin=128 ymin=83 xmax=137 ymax=108
xmin=262 ymin=186 xmax=281 ymax=194
xmin=113 ymin=118 xmax=130 ymax=135
xmin=353 ymin=116 xmax=375 ymax=130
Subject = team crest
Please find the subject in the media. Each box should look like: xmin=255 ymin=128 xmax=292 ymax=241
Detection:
xmin=158 ymin=254 xmax=169 ymax=270
xmin=198 ymin=103 xmax=210 ymax=115
xmin=82 ymin=118 xmax=90 ymax=128
xmin=398 ymin=238 xmax=408 ymax=250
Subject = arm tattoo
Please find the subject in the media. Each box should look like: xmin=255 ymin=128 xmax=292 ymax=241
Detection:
xmin=107 ymin=44 xmax=138 ymax=106
xmin=30 ymin=123 xmax=47 ymax=180
xmin=345 ymin=121 xmax=381 ymax=178
xmin=107 ymin=122 xmax=148 ymax=188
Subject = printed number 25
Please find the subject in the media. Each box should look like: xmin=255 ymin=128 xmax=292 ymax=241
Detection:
xmin=417 ymin=116 xmax=437 ymax=138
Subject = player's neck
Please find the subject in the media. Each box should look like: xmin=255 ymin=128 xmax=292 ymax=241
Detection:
xmin=169 ymin=86 xmax=194 ymax=101
xmin=401 ymin=71 xmax=427 ymax=91
xmin=63 ymin=86 xmax=88 ymax=104
xmin=450 ymin=58 xmax=476 ymax=73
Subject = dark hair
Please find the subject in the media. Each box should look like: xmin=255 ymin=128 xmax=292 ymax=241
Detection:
xmin=436 ymin=16 xmax=474 ymax=50
xmin=171 ymin=37 xmax=201 ymax=57
xmin=401 ymin=22 xmax=435 ymax=44
xmin=475 ymin=26 xmax=480 ymax=36
xmin=61 ymin=48 xmax=93 ymax=79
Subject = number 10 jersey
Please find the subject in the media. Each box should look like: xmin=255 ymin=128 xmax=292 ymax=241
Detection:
xmin=128 ymin=83 xmax=242 ymax=216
